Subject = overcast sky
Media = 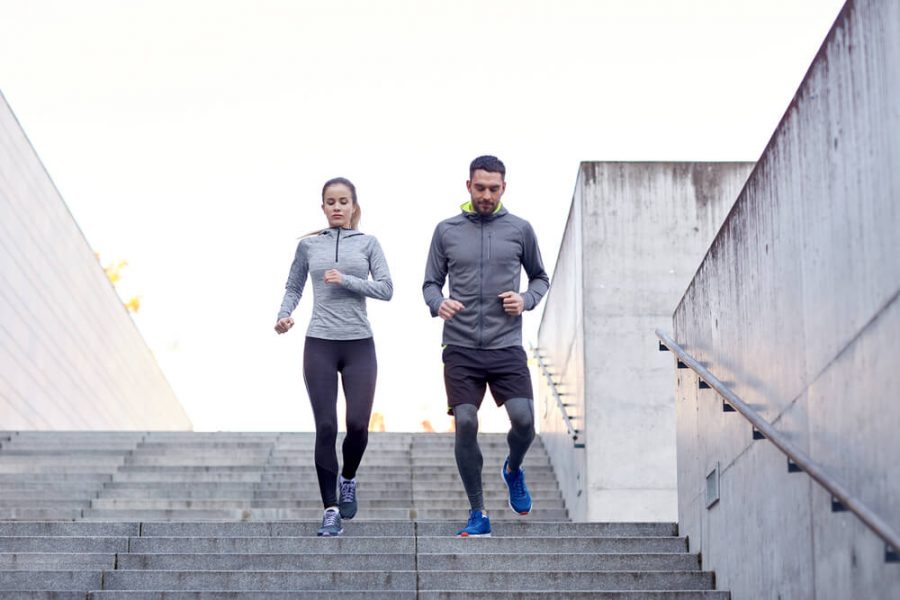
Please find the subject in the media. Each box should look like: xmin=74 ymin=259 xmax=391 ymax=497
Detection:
xmin=0 ymin=0 xmax=844 ymax=431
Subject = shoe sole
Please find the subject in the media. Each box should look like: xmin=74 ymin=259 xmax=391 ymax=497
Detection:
xmin=457 ymin=532 xmax=491 ymax=537
xmin=509 ymin=504 xmax=532 ymax=515
xmin=317 ymin=529 xmax=344 ymax=537
xmin=501 ymin=463 xmax=533 ymax=515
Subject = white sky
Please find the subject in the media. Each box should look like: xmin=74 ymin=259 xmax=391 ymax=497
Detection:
xmin=0 ymin=0 xmax=844 ymax=431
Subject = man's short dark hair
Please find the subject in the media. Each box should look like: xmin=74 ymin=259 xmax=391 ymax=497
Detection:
xmin=469 ymin=155 xmax=506 ymax=180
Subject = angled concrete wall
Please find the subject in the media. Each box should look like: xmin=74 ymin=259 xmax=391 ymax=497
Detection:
xmin=0 ymin=91 xmax=191 ymax=430
xmin=672 ymin=1 xmax=900 ymax=597
xmin=538 ymin=161 xmax=752 ymax=522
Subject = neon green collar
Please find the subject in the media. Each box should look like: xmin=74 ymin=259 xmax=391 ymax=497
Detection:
xmin=461 ymin=200 xmax=503 ymax=214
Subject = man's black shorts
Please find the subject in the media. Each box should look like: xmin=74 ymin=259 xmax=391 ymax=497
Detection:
xmin=443 ymin=344 xmax=533 ymax=415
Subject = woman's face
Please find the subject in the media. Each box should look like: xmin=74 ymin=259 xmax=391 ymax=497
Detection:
xmin=322 ymin=183 xmax=355 ymax=228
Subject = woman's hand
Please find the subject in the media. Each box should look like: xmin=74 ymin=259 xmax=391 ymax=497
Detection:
xmin=274 ymin=317 xmax=294 ymax=334
xmin=324 ymin=269 xmax=344 ymax=285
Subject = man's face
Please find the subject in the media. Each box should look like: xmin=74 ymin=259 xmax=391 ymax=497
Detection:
xmin=466 ymin=169 xmax=506 ymax=215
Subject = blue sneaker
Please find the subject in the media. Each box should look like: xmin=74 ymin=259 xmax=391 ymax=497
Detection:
xmin=456 ymin=509 xmax=491 ymax=537
xmin=502 ymin=457 xmax=533 ymax=515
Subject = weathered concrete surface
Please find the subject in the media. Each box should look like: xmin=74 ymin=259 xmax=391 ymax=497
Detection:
xmin=538 ymin=161 xmax=752 ymax=522
xmin=672 ymin=1 xmax=900 ymax=598
xmin=0 ymin=91 xmax=191 ymax=429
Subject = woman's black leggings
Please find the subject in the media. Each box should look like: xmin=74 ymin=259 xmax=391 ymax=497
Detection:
xmin=303 ymin=336 xmax=377 ymax=508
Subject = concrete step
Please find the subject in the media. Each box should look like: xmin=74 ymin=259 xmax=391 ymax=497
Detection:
xmin=416 ymin=571 xmax=715 ymax=591
xmin=0 ymin=500 xmax=92 ymax=509
xmin=78 ymin=508 xmax=569 ymax=520
xmin=0 ymin=464 xmax=121 ymax=473
xmin=111 ymin=474 xmax=265 ymax=483
xmin=417 ymin=536 xmax=687 ymax=553
xmin=0 ymin=552 xmax=116 ymax=569
xmin=92 ymin=489 xmax=561 ymax=501
xmin=129 ymin=536 xmax=415 ymax=554
xmin=123 ymin=457 xmax=273 ymax=467
xmin=0 ymin=592 xmax=88 ymax=600
xmin=0 ymin=570 xmax=102 ymax=591
xmin=416 ymin=552 xmax=701 ymax=571
xmin=136 ymin=442 xmax=277 ymax=449
xmin=96 ymin=482 xmax=427 ymax=492
xmin=0 ymin=473 xmax=112 ymax=483
xmin=1 ymin=432 xmax=144 ymax=441
xmin=88 ymin=593 xmax=418 ymax=599
xmin=0 ymin=508 xmax=83 ymax=519
xmin=418 ymin=594 xmax=729 ymax=600
xmin=100 ymin=570 xmax=417 ymax=591
xmin=116 ymin=552 xmax=416 ymax=570
xmin=240 ymin=481 xmax=558 ymax=490
xmin=125 ymin=521 xmax=670 ymax=538
xmin=78 ymin=508 xmax=417 ymax=520
xmin=416 ymin=521 xmax=678 ymax=537
xmin=137 ymin=521 xmax=416 ymax=537
xmin=0 ymin=522 xmax=139 ymax=536
xmin=86 ymin=499 xmax=565 ymax=511
xmin=0 ymin=449 xmax=134 ymax=456
xmin=0 ymin=490 xmax=100 ymax=500
xmin=0 ymin=537 xmax=129 ymax=552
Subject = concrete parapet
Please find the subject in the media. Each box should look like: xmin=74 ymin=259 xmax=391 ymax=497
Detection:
xmin=0 ymin=92 xmax=191 ymax=430
xmin=672 ymin=1 xmax=900 ymax=598
xmin=537 ymin=161 xmax=752 ymax=522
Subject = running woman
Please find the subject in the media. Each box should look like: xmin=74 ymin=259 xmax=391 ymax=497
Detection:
xmin=422 ymin=155 xmax=550 ymax=537
xmin=275 ymin=177 xmax=393 ymax=537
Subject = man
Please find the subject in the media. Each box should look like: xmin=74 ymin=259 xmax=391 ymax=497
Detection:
xmin=423 ymin=155 xmax=550 ymax=537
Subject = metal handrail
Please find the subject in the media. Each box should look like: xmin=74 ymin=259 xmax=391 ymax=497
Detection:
xmin=529 ymin=344 xmax=584 ymax=448
xmin=657 ymin=329 xmax=900 ymax=559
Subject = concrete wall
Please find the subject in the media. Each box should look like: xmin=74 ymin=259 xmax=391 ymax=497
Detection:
xmin=536 ymin=175 xmax=588 ymax=519
xmin=672 ymin=1 xmax=900 ymax=598
xmin=538 ymin=161 xmax=752 ymax=522
xmin=0 ymin=91 xmax=192 ymax=430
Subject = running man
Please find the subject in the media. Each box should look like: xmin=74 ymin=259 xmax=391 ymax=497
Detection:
xmin=423 ymin=155 xmax=550 ymax=537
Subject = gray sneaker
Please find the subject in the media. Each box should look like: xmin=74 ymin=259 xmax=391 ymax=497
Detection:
xmin=317 ymin=507 xmax=343 ymax=537
xmin=339 ymin=476 xmax=358 ymax=519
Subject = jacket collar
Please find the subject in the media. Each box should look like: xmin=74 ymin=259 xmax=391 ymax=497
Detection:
xmin=460 ymin=200 xmax=507 ymax=221
xmin=320 ymin=227 xmax=363 ymax=238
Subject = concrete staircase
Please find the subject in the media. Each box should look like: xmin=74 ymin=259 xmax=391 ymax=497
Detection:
xmin=0 ymin=431 xmax=728 ymax=598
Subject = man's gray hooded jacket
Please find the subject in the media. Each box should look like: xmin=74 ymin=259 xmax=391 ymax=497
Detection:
xmin=423 ymin=201 xmax=550 ymax=349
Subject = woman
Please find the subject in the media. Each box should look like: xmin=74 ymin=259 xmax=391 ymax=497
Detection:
xmin=274 ymin=177 xmax=393 ymax=536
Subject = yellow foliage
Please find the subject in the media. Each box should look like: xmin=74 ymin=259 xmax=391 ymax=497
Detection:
xmin=97 ymin=253 xmax=140 ymax=313
xmin=104 ymin=260 xmax=128 ymax=284
xmin=124 ymin=296 xmax=141 ymax=314
xmin=369 ymin=412 xmax=385 ymax=432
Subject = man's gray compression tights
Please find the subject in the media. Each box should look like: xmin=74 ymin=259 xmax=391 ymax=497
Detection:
xmin=453 ymin=397 xmax=535 ymax=511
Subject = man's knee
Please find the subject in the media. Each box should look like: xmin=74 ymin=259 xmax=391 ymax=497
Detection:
xmin=506 ymin=397 xmax=534 ymax=433
xmin=453 ymin=404 xmax=479 ymax=436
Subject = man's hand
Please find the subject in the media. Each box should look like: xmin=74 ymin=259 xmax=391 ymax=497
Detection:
xmin=323 ymin=269 xmax=343 ymax=285
xmin=499 ymin=291 xmax=525 ymax=316
xmin=439 ymin=299 xmax=466 ymax=321
xmin=274 ymin=317 xmax=294 ymax=334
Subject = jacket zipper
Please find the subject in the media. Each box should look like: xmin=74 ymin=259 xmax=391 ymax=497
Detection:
xmin=478 ymin=219 xmax=484 ymax=348
xmin=335 ymin=228 xmax=341 ymax=262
